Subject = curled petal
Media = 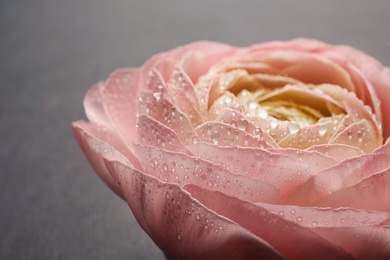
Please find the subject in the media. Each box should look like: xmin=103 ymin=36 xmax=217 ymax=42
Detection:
xmin=134 ymin=144 xmax=280 ymax=204
xmin=106 ymin=160 xmax=284 ymax=260
xmin=136 ymin=115 xmax=190 ymax=154
xmin=312 ymin=168 xmax=390 ymax=212
xmin=186 ymin=185 xmax=352 ymax=259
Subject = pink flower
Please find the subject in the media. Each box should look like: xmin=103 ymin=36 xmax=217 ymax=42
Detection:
xmin=73 ymin=39 xmax=390 ymax=259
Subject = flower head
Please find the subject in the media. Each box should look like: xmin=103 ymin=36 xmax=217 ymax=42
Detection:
xmin=73 ymin=39 xmax=390 ymax=259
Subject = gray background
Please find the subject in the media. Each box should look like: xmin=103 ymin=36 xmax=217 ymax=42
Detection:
xmin=1 ymin=0 xmax=389 ymax=259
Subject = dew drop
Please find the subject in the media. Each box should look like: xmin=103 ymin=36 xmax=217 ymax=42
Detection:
xmin=269 ymin=119 xmax=278 ymax=129
xmin=252 ymin=128 xmax=261 ymax=137
xmin=317 ymin=125 xmax=327 ymax=136
xmin=288 ymin=122 xmax=300 ymax=134
xmin=211 ymin=132 xmax=220 ymax=145
xmin=248 ymin=101 xmax=258 ymax=110
xmin=153 ymin=92 xmax=162 ymax=101
xmin=311 ymin=221 xmax=318 ymax=226
xmin=257 ymin=109 xmax=268 ymax=119
xmin=236 ymin=119 xmax=248 ymax=131
xmin=224 ymin=96 xmax=233 ymax=104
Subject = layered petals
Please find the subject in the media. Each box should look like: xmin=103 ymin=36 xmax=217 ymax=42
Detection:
xmin=74 ymin=38 xmax=390 ymax=258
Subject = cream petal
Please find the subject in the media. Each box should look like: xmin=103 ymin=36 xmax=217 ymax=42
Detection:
xmin=252 ymin=73 xmax=302 ymax=89
xmin=106 ymin=160 xmax=284 ymax=260
xmin=278 ymin=122 xmax=336 ymax=149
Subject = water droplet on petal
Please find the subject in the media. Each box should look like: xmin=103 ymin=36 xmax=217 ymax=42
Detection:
xmin=224 ymin=96 xmax=233 ymax=104
xmin=236 ymin=119 xmax=248 ymax=131
xmin=211 ymin=132 xmax=220 ymax=145
xmin=153 ymin=92 xmax=162 ymax=101
xmin=257 ymin=109 xmax=268 ymax=119
xmin=269 ymin=119 xmax=278 ymax=129
xmin=248 ymin=101 xmax=258 ymax=110
xmin=252 ymin=128 xmax=261 ymax=137
xmin=317 ymin=125 xmax=327 ymax=136
xmin=288 ymin=122 xmax=300 ymax=134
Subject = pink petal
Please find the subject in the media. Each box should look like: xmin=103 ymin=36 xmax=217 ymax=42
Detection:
xmin=106 ymin=161 xmax=284 ymax=260
xmin=76 ymin=81 xmax=140 ymax=167
xmin=312 ymin=168 xmax=390 ymax=212
xmin=330 ymin=119 xmax=381 ymax=153
xmin=167 ymin=65 xmax=201 ymax=116
xmin=186 ymin=185 xmax=352 ymax=259
xmin=306 ymin=144 xmax=363 ymax=162
xmin=180 ymin=46 xmax=238 ymax=85
xmin=100 ymin=68 xmax=141 ymax=148
xmin=190 ymin=143 xmax=332 ymax=197
xmin=322 ymin=44 xmax=389 ymax=138
xmin=137 ymin=70 xmax=196 ymax=145
xmin=258 ymin=203 xmax=390 ymax=258
xmin=287 ymin=145 xmax=390 ymax=206
xmin=83 ymin=82 xmax=111 ymax=130
xmin=258 ymin=203 xmax=390 ymax=228
xmin=72 ymin=121 xmax=134 ymax=198
xmin=134 ymin=144 xmax=280 ymax=204
xmin=319 ymin=84 xmax=382 ymax=144
xmin=194 ymin=122 xmax=265 ymax=148
xmin=136 ymin=114 xmax=190 ymax=154
xmin=314 ymin=226 xmax=390 ymax=259
xmin=280 ymin=52 xmax=355 ymax=91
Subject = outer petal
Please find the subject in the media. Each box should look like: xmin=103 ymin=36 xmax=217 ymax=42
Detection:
xmin=312 ymin=168 xmax=390 ymax=212
xmin=305 ymin=144 xmax=363 ymax=163
xmin=185 ymin=185 xmax=352 ymax=259
xmin=100 ymin=69 xmax=141 ymax=149
xmin=134 ymin=144 xmax=280 ymax=204
xmin=136 ymin=114 xmax=190 ymax=154
xmin=72 ymin=121 xmax=133 ymax=198
xmin=287 ymin=143 xmax=390 ymax=206
xmin=258 ymin=203 xmax=390 ymax=259
xmin=106 ymin=160 xmax=284 ymax=260
xmin=190 ymin=142 xmax=335 ymax=197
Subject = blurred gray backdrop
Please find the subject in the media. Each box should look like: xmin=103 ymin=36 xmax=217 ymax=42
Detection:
xmin=1 ymin=0 xmax=389 ymax=259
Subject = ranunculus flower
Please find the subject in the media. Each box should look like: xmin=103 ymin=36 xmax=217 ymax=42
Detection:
xmin=73 ymin=39 xmax=390 ymax=259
